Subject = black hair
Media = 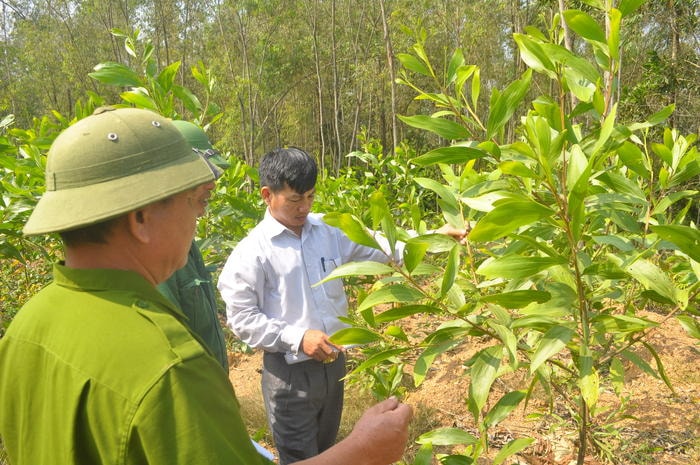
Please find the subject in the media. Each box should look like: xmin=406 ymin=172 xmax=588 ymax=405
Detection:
xmin=59 ymin=217 xmax=120 ymax=247
xmin=259 ymin=147 xmax=317 ymax=194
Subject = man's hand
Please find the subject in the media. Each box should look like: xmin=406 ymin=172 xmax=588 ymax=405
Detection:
xmin=435 ymin=223 xmax=468 ymax=244
xmin=301 ymin=329 xmax=342 ymax=362
xmin=292 ymin=397 xmax=413 ymax=465
xmin=345 ymin=396 xmax=413 ymax=464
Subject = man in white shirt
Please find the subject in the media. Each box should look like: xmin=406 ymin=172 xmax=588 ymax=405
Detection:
xmin=218 ymin=147 xmax=464 ymax=464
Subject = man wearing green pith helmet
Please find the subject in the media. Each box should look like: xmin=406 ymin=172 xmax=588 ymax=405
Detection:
xmin=159 ymin=120 xmax=229 ymax=370
xmin=0 ymin=106 xmax=413 ymax=465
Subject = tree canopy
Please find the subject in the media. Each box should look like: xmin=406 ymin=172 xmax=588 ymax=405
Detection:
xmin=2 ymin=0 xmax=698 ymax=171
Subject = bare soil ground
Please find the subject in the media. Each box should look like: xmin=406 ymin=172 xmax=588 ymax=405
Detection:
xmin=228 ymin=310 xmax=699 ymax=465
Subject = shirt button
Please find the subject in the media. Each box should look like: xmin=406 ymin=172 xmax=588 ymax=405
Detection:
xmin=135 ymin=300 xmax=149 ymax=309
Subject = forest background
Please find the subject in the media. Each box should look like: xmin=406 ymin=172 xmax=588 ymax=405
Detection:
xmin=2 ymin=0 xmax=699 ymax=165
xmin=1 ymin=1 xmax=699 ymax=464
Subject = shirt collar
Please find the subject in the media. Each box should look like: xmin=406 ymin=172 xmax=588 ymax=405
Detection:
xmin=261 ymin=209 xmax=324 ymax=239
xmin=52 ymin=262 xmax=183 ymax=316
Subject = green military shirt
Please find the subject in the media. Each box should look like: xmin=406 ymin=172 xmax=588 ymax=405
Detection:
xmin=0 ymin=264 xmax=270 ymax=465
xmin=158 ymin=241 xmax=229 ymax=369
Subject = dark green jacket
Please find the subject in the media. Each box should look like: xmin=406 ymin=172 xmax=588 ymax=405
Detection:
xmin=158 ymin=241 xmax=228 ymax=370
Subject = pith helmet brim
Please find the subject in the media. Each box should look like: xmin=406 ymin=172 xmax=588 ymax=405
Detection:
xmin=23 ymin=107 xmax=216 ymax=236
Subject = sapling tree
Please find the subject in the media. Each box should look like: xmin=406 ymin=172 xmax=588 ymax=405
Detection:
xmin=322 ymin=3 xmax=699 ymax=464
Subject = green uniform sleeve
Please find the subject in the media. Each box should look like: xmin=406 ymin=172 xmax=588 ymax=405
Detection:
xmin=125 ymin=355 xmax=270 ymax=465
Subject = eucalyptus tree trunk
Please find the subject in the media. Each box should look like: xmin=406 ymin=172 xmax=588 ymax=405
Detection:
xmin=379 ymin=0 xmax=398 ymax=155
xmin=234 ymin=8 xmax=255 ymax=164
xmin=668 ymin=0 xmax=679 ymax=128
xmin=330 ymin=0 xmax=343 ymax=171
xmin=309 ymin=0 xmax=327 ymax=170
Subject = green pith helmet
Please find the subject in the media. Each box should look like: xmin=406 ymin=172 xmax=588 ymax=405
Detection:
xmin=23 ymin=107 xmax=218 ymax=236
xmin=171 ymin=120 xmax=230 ymax=172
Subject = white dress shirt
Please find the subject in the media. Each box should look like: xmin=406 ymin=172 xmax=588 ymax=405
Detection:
xmin=218 ymin=211 xmax=401 ymax=356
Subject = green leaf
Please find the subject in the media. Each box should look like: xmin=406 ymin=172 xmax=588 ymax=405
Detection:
xmin=357 ymin=284 xmax=424 ymax=311
xmin=676 ymin=315 xmax=700 ymax=341
xmin=412 ymin=146 xmax=488 ymax=165
xmin=487 ymin=322 xmax=518 ymax=367
xmin=499 ymin=160 xmax=537 ymax=178
xmin=617 ymin=141 xmax=651 ymax=178
xmin=329 ymin=328 xmax=381 ymax=346
xmin=486 ymin=69 xmax=532 ymax=140
xmin=582 ymin=261 xmax=628 ymax=280
xmin=641 ymin=341 xmax=675 ymax=393
xmin=412 ymin=444 xmax=434 ymax=465
xmin=89 ymin=61 xmax=142 ymax=87
xmin=414 ymin=177 xmax=459 ymax=212
xmin=529 ymin=325 xmax=574 ymax=374
xmin=493 ymin=437 xmax=536 ymax=465
xmin=620 ymin=349 xmax=658 ymax=379
xmin=578 ymin=353 xmax=599 ymax=409
xmin=469 ymin=345 xmax=503 ymax=415
xmin=565 ymin=144 xmax=589 ymax=194
xmin=618 ymin=0 xmax=645 ymax=16
xmin=397 ymin=53 xmax=431 ymax=77
xmin=480 ymin=290 xmax=551 ymax=309
xmin=404 ymin=240 xmax=429 ymax=274
xmin=597 ymin=171 xmax=646 ymax=200
xmin=513 ymin=34 xmax=557 ymax=79
xmin=440 ymin=244 xmax=460 ymax=298
xmin=592 ymin=235 xmax=635 ymax=252
xmin=0 ymin=242 xmax=24 ymax=262
xmin=647 ymin=104 xmax=675 ymax=126
xmin=563 ymin=10 xmax=606 ymax=44
xmin=172 ymin=85 xmax=202 ymax=113
xmin=156 ymin=61 xmax=181 ymax=93
xmin=398 ymin=115 xmax=470 ymax=140
xmin=446 ymin=49 xmax=465 ymax=85
xmin=651 ymin=224 xmax=700 ymax=262
xmin=385 ymin=325 xmax=408 ymax=342
xmin=471 ymin=67 xmax=481 ymax=110
xmin=375 ymin=304 xmax=439 ymax=324
xmin=610 ymin=357 xmax=625 ymax=395
xmin=591 ymin=103 xmax=617 ymax=155
xmin=563 ymin=66 xmax=596 ymax=102
xmin=412 ymin=234 xmax=461 ymax=254
xmin=120 ymin=91 xmax=158 ymax=111
xmin=651 ymin=191 xmax=698 ymax=217
xmin=626 ymin=259 xmax=683 ymax=306
xmin=469 ymin=199 xmax=554 ymax=242
xmin=484 ymin=390 xmax=527 ymax=428
xmin=416 ymin=427 xmax=479 ymax=446
xmin=350 ymin=348 xmax=411 ymax=374
xmin=607 ymin=9 xmax=621 ymax=60
xmin=323 ymin=213 xmax=381 ymax=250
xmin=370 ymin=191 xmax=396 ymax=253
xmin=478 ymin=255 xmax=566 ymax=280
xmin=579 ymin=0 xmax=605 ymax=9
xmin=314 ymin=261 xmax=393 ymax=286
xmin=413 ymin=339 xmax=462 ymax=386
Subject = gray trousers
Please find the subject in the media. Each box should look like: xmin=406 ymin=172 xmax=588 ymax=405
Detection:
xmin=261 ymin=352 xmax=345 ymax=465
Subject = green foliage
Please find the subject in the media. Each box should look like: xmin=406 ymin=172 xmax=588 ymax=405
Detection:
xmin=325 ymin=5 xmax=699 ymax=465
xmin=0 ymin=31 xmax=260 ymax=334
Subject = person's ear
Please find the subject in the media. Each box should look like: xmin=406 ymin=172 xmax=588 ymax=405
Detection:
xmin=126 ymin=208 xmax=153 ymax=244
xmin=261 ymin=186 xmax=272 ymax=205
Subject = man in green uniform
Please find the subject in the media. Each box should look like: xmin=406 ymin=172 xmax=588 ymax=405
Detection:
xmin=0 ymin=107 xmax=412 ymax=465
xmin=159 ymin=120 xmax=229 ymax=370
